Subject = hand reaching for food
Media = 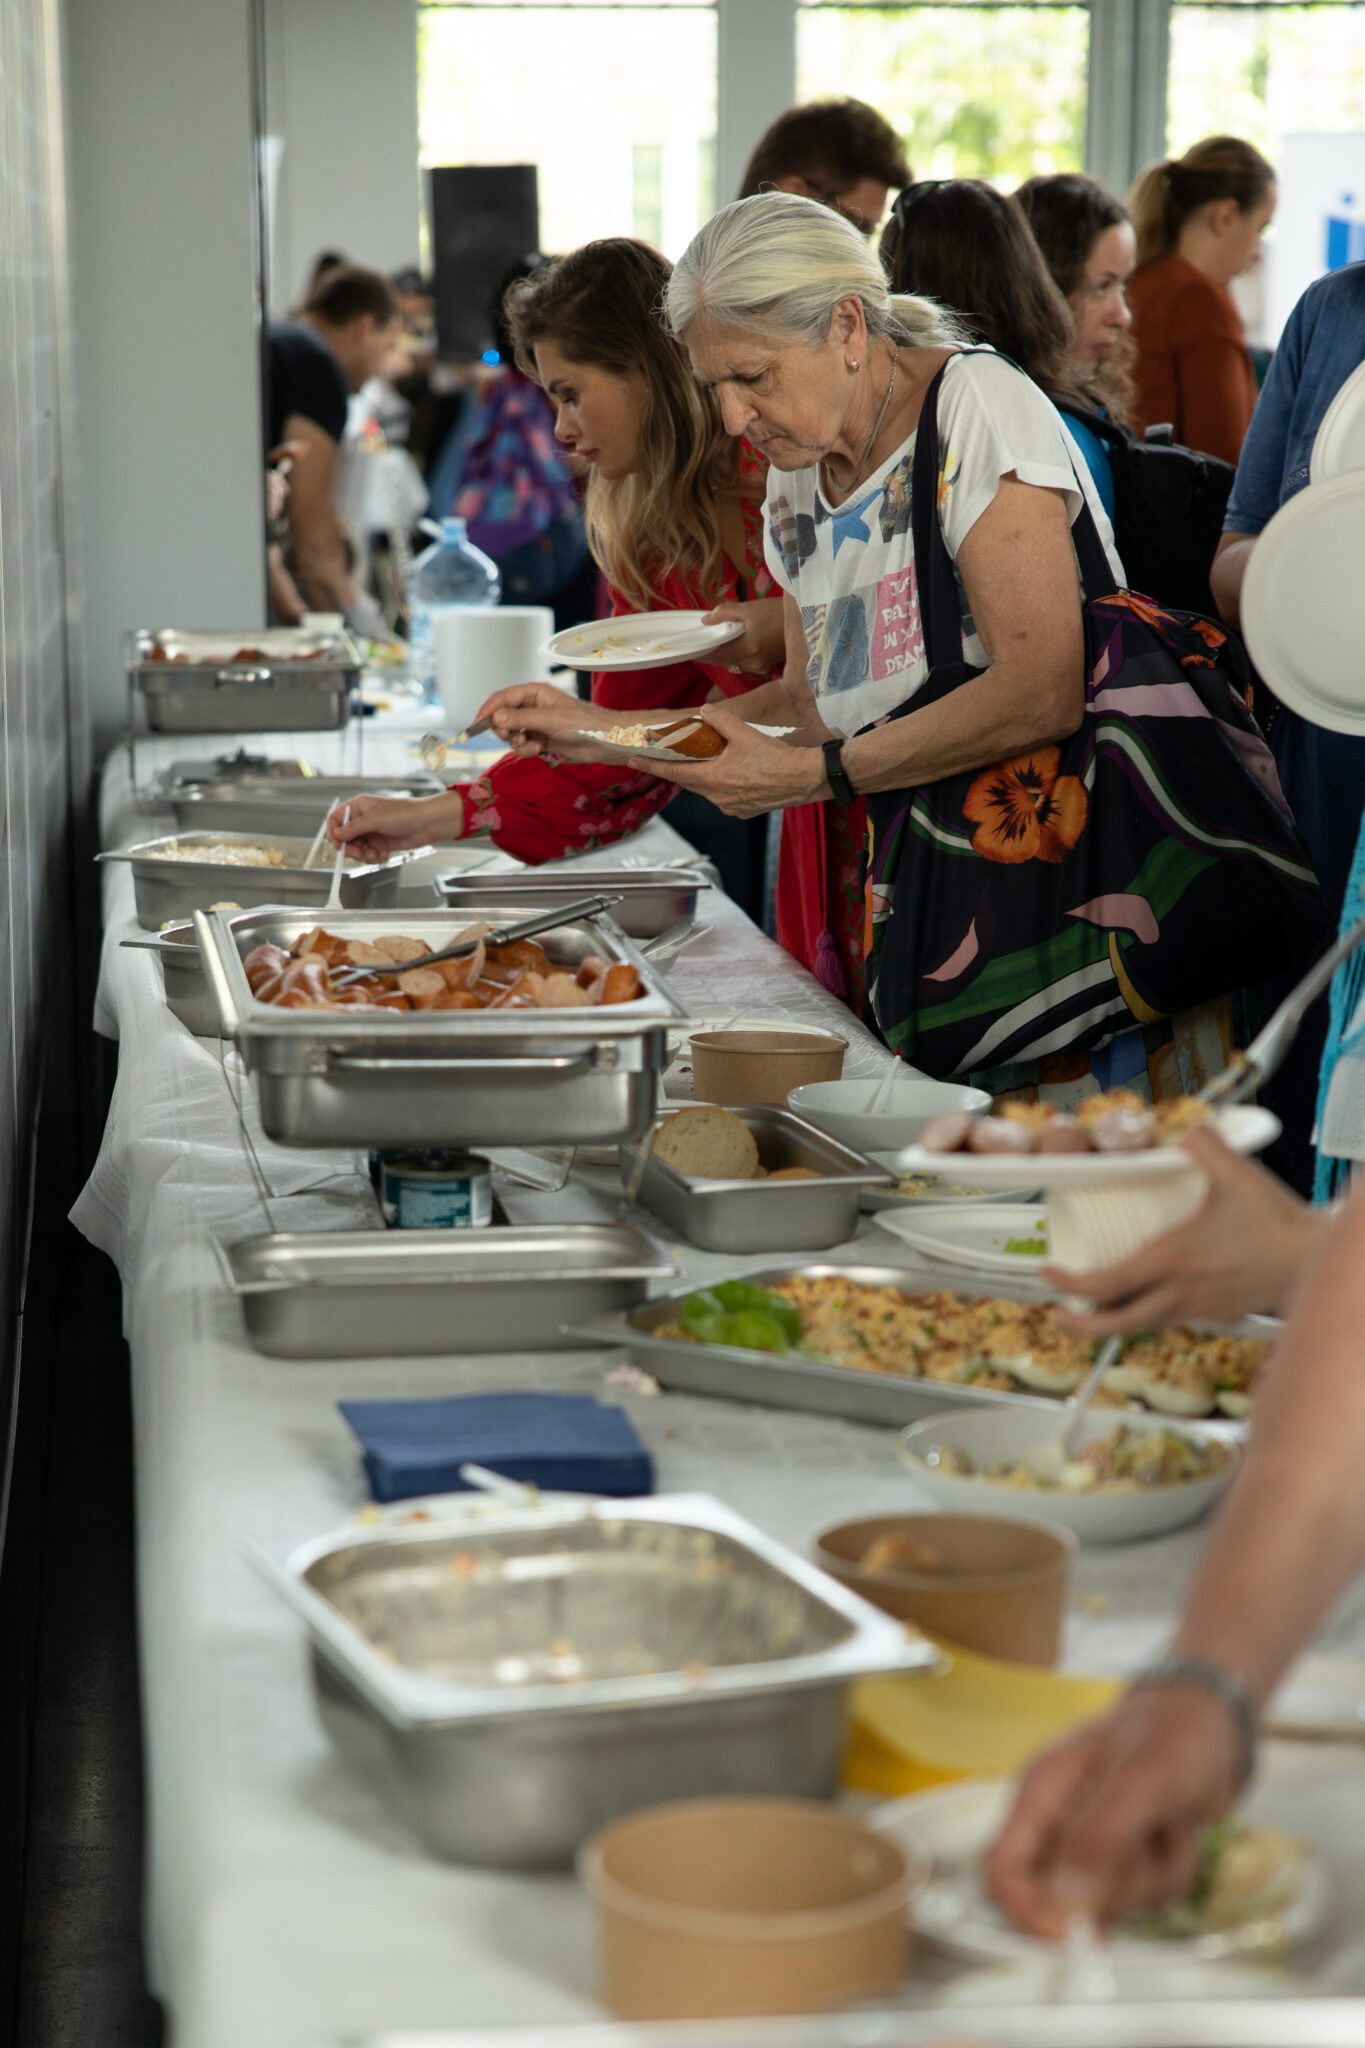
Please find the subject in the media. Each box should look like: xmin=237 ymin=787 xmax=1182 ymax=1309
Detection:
xmin=325 ymin=790 xmax=464 ymax=865
xmin=985 ymin=1684 xmax=1249 ymax=1938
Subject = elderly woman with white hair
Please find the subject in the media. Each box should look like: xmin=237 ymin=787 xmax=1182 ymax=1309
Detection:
xmin=483 ymin=194 xmax=1311 ymax=1091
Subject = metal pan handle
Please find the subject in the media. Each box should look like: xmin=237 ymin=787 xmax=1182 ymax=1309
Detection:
xmin=192 ymin=909 xmax=244 ymax=1037
xmin=327 ymin=1049 xmax=605 ymax=1075
xmin=215 ymin=665 xmax=272 ymax=685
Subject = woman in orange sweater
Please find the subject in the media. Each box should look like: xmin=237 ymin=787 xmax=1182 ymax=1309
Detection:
xmin=1125 ymin=135 xmax=1275 ymax=464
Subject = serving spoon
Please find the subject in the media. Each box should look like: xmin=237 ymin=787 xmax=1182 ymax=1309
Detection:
xmin=1024 ymin=1334 xmax=1125 ymax=1484
xmin=1199 ymin=908 xmax=1365 ymax=1108
xmin=329 ymin=892 xmax=625 ymax=986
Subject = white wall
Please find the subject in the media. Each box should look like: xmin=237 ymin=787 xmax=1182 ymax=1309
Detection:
xmin=63 ymin=0 xmax=265 ymax=745
xmin=263 ymin=0 xmax=421 ymax=314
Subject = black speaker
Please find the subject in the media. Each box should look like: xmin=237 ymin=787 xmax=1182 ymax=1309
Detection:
xmin=429 ymin=164 xmax=540 ymax=362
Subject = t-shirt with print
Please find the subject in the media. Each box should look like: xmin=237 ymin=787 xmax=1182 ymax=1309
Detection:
xmin=762 ymin=349 xmax=1124 ymax=741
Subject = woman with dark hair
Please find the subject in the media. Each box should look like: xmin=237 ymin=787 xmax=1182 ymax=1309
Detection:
xmin=1015 ymin=173 xmax=1137 ymax=431
xmin=1124 ymin=136 xmax=1276 ymax=462
xmin=329 ymin=237 xmax=866 ymax=972
xmin=879 ymin=178 xmax=1117 ymax=512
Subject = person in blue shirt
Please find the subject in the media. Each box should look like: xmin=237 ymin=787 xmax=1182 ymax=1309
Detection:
xmin=1212 ymin=261 xmax=1365 ymax=920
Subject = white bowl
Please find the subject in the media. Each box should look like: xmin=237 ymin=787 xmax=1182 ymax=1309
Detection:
xmin=789 ymin=1076 xmax=991 ymax=1154
xmin=897 ymin=1404 xmax=1238 ymax=1545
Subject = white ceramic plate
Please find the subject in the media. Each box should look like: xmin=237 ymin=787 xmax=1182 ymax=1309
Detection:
xmin=872 ymin=1203 xmax=1050 ymax=1275
xmin=1241 ymin=473 xmax=1365 ymax=734
xmin=898 ymin=1405 xmax=1240 ymax=1545
xmin=874 ymin=1779 xmax=1328 ymax=1965
xmin=1310 ymin=356 xmax=1365 ymax=483
xmin=545 ymin=611 xmax=744 ymax=672
xmin=887 ymin=1103 xmax=1279 ymax=1191
xmin=574 ymin=721 xmax=796 ymax=764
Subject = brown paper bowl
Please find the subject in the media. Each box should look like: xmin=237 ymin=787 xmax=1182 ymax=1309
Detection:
xmin=813 ymin=1512 xmax=1076 ymax=1668
xmin=578 ymin=1795 xmax=918 ymax=2020
xmin=690 ymin=1029 xmax=847 ymax=1107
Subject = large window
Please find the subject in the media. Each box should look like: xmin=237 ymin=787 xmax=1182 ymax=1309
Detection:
xmin=418 ymin=0 xmax=717 ymax=259
xmin=797 ymin=1 xmax=1089 ymax=185
xmin=1168 ymin=1 xmax=1365 ymax=161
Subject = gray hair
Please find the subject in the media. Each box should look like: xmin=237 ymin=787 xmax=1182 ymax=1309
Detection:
xmin=666 ymin=191 xmax=966 ymax=352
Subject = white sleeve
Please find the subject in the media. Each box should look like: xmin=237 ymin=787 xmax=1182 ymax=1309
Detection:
xmin=933 ymin=351 xmax=1120 ymax=573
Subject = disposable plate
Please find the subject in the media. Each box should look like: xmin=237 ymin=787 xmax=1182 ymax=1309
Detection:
xmin=576 ymin=721 xmax=796 ymax=763
xmin=874 ymin=1778 xmax=1328 ymax=1965
xmin=1241 ymin=473 xmax=1365 ymax=734
xmin=1310 ymin=356 xmax=1365 ymax=483
xmin=872 ymin=1203 xmax=1049 ymax=1274
xmin=546 ymin=610 xmax=743 ymax=672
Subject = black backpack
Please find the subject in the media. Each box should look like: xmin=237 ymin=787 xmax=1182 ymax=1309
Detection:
xmin=1055 ymin=401 xmax=1235 ymax=617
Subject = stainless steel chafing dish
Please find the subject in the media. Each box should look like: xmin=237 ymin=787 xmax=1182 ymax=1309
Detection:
xmin=620 ymin=1105 xmax=889 ymax=1252
xmin=162 ymin=770 xmax=444 ymax=837
xmin=99 ymin=831 xmax=429 ymax=929
xmin=127 ymin=627 xmax=361 ymax=733
xmin=195 ymin=902 xmax=691 ymax=1149
xmin=569 ymin=1261 xmax=1258 ymax=1435
xmin=438 ymin=864 xmax=712 ymax=940
xmin=255 ymin=1491 xmax=937 ymax=1866
xmin=219 ymin=1223 xmax=678 ymax=1358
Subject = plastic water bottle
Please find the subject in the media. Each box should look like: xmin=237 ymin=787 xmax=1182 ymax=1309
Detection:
xmin=407 ymin=517 xmax=501 ymax=704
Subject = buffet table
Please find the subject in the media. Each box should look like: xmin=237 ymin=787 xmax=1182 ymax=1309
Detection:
xmin=76 ymin=711 xmax=1365 ymax=2048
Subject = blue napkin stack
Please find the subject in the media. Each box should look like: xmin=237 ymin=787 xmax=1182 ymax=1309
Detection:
xmin=338 ymin=1391 xmax=655 ymax=1504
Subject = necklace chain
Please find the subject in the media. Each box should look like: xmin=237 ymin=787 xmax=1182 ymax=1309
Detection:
xmin=821 ymin=346 xmax=899 ymax=502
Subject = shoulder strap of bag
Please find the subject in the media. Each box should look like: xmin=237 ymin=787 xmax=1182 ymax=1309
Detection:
xmin=911 ymin=350 xmax=1121 ymax=649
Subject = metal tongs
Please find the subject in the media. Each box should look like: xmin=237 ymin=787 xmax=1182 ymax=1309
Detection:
xmin=1199 ymin=909 xmax=1365 ymax=1108
xmin=330 ymin=892 xmax=625 ymax=986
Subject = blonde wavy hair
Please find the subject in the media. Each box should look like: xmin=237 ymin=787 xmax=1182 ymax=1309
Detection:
xmin=505 ymin=239 xmax=736 ymax=613
xmin=666 ymin=191 xmax=966 ymax=353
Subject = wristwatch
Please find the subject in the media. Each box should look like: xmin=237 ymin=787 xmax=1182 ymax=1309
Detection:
xmin=822 ymin=738 xmax=857 ymax=809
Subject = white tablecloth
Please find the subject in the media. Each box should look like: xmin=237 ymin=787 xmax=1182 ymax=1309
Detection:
xmin=76 ymin=711 xmax=1365 ymax=2047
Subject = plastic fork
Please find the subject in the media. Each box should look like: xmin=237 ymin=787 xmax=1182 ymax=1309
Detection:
xmin=324 ymin=804 xmax=350 ymax=910
xmin=1199 ymin=909 xmax=1365 ymax=1108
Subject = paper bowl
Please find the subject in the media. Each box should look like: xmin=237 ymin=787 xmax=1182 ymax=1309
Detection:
xmin=691 ymin=1029 xmax=847 ymax=1107
xmin=897 ymin=1406 xmax=1238 ymax=1546
xmin=789 ymin=1076 xmax=991 ymax=1153
xmin=813 ymin=1512 xmax=1075 ymax=1666
xmin=579 ymin=1795 xmax=919 ymax=2019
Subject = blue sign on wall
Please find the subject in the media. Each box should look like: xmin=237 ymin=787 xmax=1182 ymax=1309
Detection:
xmin=1326 ymin=195 xmax=1365 ymax=269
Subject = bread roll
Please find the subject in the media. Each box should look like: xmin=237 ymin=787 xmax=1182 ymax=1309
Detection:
xmin=655 ymin=717 xmax=724 ymax=760
xmin=651 ymin=1105 xmax=759 ymax=1180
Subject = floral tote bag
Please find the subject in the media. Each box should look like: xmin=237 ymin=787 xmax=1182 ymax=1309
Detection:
xmin=864 ymin=356 xmax=1328 ymax=1081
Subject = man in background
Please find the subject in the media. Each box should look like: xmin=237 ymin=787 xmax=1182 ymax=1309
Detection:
xmin=267 ymin=263 xmax=400 ymax=626
xmin=737 ymin=98 xmax=910 ymax=236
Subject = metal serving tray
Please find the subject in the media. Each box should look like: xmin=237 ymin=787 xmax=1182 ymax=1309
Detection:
xmin=438 ymin=865 xmax=711 ymax=939
xmin=119 ymin=919 xmax=226 ymax=1035
xmin=568 ymin=1261 xmax=1259 ymax=1433
xmin=619 ymin=1105 xmax=889 ymax=1252
xmin=127 ymin=627 xmax=360 ymax=733
xmin=255 ymin=1491 xmax=936 ymax=1866
xmin=164 ymin=772 xmax=443 ymax=837
xmin=196 ymin=903 xmax=691 ymax=1150
xmin=98 ymin=831 xmax=427 ymax=929
xmin=219 ymin=1224 xmax=678 ymax=1359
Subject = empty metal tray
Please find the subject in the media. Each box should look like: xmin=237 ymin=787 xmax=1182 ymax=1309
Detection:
xmin=620 ymin=1105 xmax=889 ymax=1252
xmin=164 ymin=771 xmax=444 ymax=837
xmin=219 ymin=1223 xmax=679 ymax=1359
xmin=255 ymin=1491 xmax=936 ymax=1865
xmin=438 ymin=865 xmax=711 ymax=939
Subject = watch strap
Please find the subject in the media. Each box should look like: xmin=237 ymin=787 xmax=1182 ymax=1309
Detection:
xmin=822 ymin=738 xmax=856 ymax=809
